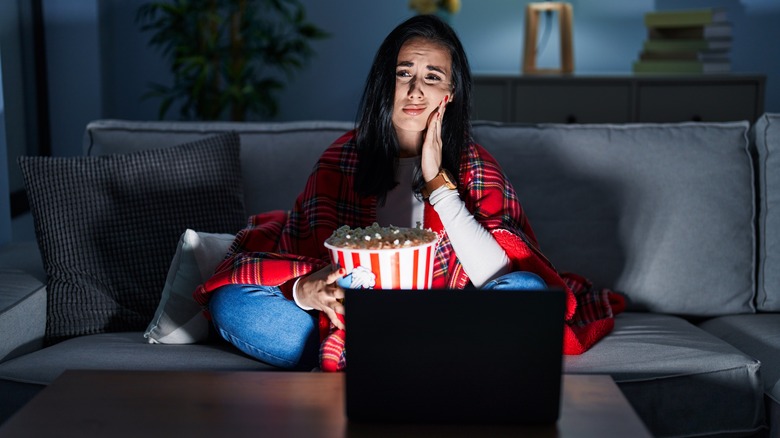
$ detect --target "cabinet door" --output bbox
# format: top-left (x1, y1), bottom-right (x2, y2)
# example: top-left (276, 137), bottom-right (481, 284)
top-left (637, 83), bottom-right (760, 123)
top-left (473, 79), bottom-right (511, 122)
top-left (512, 84), bottom-right (631, 123)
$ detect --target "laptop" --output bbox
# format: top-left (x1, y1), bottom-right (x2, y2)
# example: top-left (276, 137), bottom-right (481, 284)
top-left (344, 288), bottom-right (566, 425)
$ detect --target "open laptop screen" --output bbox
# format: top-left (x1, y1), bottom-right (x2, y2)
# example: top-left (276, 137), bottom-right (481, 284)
top-left (344, 288), bottom-right (566, 424)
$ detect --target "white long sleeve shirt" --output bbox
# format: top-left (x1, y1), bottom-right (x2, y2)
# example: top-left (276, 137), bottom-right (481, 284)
top-left (377, 157), bottom-right (510, 287)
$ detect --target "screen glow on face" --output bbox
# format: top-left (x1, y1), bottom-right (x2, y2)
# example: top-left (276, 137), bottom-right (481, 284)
top-left (392, 38), bottom-right (453, 135)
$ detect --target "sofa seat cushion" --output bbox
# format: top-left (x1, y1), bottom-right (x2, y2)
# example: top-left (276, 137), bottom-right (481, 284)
top-left (699, 314), bottom-right (780, 438)
top-left (698, 314), bottom-right (780, 402)
top-left (565, 312), bottom-right (764, 437)
top-left (0, 332), bottom-right (277, 386)
top-left (0, 270), bottom-right (46, 362)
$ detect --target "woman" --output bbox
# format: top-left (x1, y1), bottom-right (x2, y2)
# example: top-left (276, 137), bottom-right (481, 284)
top-left (195, 15), bottom-right (621, 372)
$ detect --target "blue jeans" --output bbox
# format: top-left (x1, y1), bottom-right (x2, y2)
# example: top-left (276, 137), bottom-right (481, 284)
top-left (209, 271), bottom-right (546, 369)
top-left (209, 284), bottom-right (321, 370)
top-left (481, 270), bottom-right (547, 291)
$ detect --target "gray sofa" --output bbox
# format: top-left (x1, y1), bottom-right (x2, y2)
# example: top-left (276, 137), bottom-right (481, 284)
top-left (1, 115), bottom-right (779, 437)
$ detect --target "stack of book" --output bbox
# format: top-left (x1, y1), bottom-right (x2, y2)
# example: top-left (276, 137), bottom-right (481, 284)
top-left (633, 8), bottom-right (732, 74)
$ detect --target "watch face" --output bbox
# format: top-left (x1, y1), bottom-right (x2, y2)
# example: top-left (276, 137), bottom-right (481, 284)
top-left (422, 169), bottom-right (457, 199)
top-left (442, 170), bottom-right (456, 188)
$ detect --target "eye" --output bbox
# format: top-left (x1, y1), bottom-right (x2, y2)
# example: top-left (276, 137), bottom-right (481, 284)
top-left (424, 74), bottom-right (442, 83)
top-left (396, 70), bottom-right (412, 82)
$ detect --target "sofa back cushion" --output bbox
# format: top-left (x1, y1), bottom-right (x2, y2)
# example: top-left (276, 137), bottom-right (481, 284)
top-left (752, 113), bottom-right (780, 311)
top-left (84, 120), bottom-right (355, 216)
top-left (84, 119), bottom-right (756, 317)
top-left (473, 121), bottom-right (755, 316)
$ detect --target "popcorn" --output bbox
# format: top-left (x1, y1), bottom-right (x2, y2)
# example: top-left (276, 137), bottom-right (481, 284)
top-left (324, 223), bottom-right (438, 290)
top-left (325, 223), bottom-right (437, 250)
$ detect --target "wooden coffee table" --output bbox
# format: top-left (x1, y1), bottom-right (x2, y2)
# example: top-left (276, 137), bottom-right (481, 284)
top-left (0, 370), bottom-right (651, 437)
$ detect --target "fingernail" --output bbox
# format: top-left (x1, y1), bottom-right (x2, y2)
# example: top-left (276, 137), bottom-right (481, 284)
top-left (444, 95), bottom-right (449, 103)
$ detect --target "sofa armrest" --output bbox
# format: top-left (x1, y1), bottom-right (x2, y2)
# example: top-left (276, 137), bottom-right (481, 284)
top-left (0, 269), bottom-right (46, 363)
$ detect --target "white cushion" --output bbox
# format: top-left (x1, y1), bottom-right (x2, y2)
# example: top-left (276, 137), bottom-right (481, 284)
top-left (144, 230), bottom-right (234, 344)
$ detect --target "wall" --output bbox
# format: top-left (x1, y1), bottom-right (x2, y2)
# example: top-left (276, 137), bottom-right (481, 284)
top-left (94, 1), bottom-right (780, 134)
top-left (99, 0), bottom-right (659, 124)
top-left (9, 0), bottom-right (780, 163)
top-left (0, 0), bottom-right (23, 245)
top-left (43, 0), bottom-right (102, 158)
top-left (281, 0), bottom-right (657, 122)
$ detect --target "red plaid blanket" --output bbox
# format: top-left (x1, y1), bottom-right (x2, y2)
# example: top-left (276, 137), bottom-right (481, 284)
top-left (195, 131), bottom-right (624, 355)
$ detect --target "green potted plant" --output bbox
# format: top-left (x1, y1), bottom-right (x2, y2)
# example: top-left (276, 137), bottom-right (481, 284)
top-left (137, 0), bottom-right (328, 121)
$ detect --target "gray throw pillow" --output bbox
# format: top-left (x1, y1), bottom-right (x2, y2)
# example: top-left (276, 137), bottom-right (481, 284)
top-left (19, 133), bottom-right (246, 344)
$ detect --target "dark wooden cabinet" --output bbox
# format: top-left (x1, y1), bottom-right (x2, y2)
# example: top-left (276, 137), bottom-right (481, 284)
top-left (473, 74), bottom-right (765, 123)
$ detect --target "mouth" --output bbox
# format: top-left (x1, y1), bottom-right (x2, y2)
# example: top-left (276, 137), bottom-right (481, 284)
top-left (402, 105), bottom-right (427, 116)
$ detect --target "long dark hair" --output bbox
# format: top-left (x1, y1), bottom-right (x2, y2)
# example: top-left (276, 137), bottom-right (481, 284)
top-left (354, 15), bottom-right (473, 201)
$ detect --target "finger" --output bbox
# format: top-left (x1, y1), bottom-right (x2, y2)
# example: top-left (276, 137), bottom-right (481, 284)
top-left (426, 106), bottom-right (440, 131)
top-left (437, 96), bottom-right (447, 134)
top-left (440, 96), bottom-right (448, 121)
top-left (436, 109), bottom-right (443, 142)
top-left (426, 101), bottom-right (444, 146)
top-left (333, 300), bottom-right (346, 316)
top-left (325, 267), bottom-right (346, 285)
top-left (323, 306), bottom-right (346, 330)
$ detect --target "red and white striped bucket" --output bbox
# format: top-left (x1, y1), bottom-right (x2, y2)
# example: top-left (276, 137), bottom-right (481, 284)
top-left (324, 240), bottom-right (437, 290)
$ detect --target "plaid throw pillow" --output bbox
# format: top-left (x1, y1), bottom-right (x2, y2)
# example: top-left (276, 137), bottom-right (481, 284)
top-left (19, 133), bottom-right (246, 344)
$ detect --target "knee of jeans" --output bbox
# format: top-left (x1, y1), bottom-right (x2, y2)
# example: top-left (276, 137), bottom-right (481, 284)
top-left (209, 284), bottom-right (277, 321)
top-left (209, 284), bottom-right (241, 318)
top-left (514, 271), bottom-right (547, 290)
top-left (489, 271), bottom-right (547, 290)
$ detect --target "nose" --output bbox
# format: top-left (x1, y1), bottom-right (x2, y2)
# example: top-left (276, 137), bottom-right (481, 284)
top-left (406, 77), bottom-right (424, 99)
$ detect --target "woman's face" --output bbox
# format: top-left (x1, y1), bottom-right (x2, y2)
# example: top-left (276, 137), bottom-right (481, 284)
top-left (392, 38), bottom-right (453, 136)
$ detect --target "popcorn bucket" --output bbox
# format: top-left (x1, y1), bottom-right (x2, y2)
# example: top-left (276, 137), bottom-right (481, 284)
top-left (324, 239), bottom-right (438, 290)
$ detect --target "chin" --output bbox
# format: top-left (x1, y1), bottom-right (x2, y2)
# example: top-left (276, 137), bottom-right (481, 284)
top-left (395, 118), bottom-right (428, 133)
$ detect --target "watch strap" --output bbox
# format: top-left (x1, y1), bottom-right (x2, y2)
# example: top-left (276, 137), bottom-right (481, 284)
top-left (421, 169), bottom-right (456, 199)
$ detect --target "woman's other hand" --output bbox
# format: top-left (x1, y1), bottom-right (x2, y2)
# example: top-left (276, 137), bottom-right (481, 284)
top-left (296, 266), bottom-right (346, 329)
top-left (421, 95), bottom-right (448, 182)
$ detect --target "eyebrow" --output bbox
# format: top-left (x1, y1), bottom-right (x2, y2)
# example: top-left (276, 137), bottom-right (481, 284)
top-left (396, 61), bottom-right (447, 75)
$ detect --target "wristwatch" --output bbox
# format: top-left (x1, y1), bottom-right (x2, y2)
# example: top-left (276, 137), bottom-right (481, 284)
top-left (421, 169), bottom-right (456, 200)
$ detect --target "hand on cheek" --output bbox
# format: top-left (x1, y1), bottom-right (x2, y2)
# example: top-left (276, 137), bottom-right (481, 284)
top-left (421, 94), bottom-right (448, 182)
